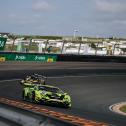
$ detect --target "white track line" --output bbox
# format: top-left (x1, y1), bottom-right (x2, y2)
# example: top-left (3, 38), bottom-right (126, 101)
top-left (0, 74), bottom-right (126, 82)
top-left (48, 74), bottom-right (126, 79)
top-left (0, 79), bottom-right (21, 83)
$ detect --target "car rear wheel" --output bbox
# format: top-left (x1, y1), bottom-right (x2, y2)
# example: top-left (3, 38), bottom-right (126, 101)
top-left (32, 91), bottom-right (36, 103)
top-left (64, 103), bottom-right (71, 108)
top-left (22, 90), bottom-right (25, 100)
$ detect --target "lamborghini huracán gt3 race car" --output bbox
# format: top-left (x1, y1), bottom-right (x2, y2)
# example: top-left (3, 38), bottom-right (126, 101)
top-left (22, 84), bottom-right (71, 108)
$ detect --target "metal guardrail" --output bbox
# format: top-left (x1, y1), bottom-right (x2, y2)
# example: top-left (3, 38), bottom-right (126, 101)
top-left (0, 116), bottom-right (21, 126)
top-left (0, 97), bottom-right (109, 126)
top-left (0, 99), bottom-right (76, 126)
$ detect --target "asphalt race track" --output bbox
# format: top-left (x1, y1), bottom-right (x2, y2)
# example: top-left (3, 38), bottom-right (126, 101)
top-left (0, 62), bottom-right (126, 126)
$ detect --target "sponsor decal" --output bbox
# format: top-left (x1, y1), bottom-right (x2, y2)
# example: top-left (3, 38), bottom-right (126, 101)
top-left (15, 55), bottom-right (26, 60)
top-left (35, 56), bottom-right (46, 61)
top-left (0, 41), bottom-right (5, 48)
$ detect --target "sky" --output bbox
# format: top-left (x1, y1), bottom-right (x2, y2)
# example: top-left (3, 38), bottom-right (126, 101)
top-left (0, 0), bottom-right (126, 37)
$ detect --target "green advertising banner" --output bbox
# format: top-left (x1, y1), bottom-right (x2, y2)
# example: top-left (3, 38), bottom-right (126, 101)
top-left (0, 53), bottom-right (57, 62)
top-left (0, 37), bottom-right (7, 51)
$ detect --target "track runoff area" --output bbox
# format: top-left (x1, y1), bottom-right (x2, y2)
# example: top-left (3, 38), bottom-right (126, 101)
top-left (0, 62), bottom-right (126, 126)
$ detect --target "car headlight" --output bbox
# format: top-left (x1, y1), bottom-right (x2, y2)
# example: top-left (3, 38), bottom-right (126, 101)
top-left (64, 95), bottom-right (71, 102)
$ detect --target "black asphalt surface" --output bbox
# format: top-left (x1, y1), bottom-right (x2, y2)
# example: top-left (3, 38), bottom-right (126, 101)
top-left (0, 62), bottom-right (126, 126)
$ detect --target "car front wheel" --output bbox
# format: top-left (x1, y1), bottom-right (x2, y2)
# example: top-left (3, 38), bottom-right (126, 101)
top-left (22, 90), bottom-right (25, 100)
top-left (31, 91), bottom-right (36, 103)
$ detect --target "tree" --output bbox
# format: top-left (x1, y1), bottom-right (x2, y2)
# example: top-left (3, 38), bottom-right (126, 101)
top-left (8, 34), bottom-right (17, 51)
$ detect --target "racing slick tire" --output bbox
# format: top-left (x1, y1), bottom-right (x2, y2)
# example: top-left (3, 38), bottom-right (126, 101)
top-left (64, 103), bottom-right (71, 108)
top-left (22, 90), bottom-right (25, 100)
top-left (31, 91), bottom-right (36, 103)
top-left (22, 90), bottom-right (29, 101)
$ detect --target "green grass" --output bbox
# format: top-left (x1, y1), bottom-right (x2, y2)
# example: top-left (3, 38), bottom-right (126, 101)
top-left (120, 105), bottom-right (126, 113)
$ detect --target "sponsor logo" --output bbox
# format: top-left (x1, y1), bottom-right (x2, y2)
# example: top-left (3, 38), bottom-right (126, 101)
top-left (47, 58), bottom-right (54, 62)
top-left (0, 40), bottom-right (5, 48)
top-left (0, 57), bottom-right (6, 62)
top-left (35, 56), bottom-right (46, 61)
top-left (15, 55), bottom-right (26, 60)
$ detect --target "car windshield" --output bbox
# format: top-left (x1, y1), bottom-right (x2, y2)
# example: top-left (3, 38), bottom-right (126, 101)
top-left (39, 86), bottom-right (64, 94)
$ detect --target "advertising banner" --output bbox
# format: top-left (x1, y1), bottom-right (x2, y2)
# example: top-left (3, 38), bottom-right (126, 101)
top-left (0, 53), bottom-right (57, 62)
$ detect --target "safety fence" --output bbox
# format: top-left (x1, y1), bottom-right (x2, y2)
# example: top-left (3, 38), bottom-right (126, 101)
top-left (0, 52), bottom-right (126, 63)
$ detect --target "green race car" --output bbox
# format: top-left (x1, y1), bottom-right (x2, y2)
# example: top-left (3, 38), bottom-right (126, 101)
top-left (22, 84), bottom-right (71, 108)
